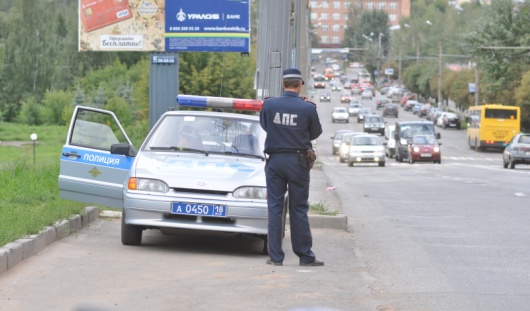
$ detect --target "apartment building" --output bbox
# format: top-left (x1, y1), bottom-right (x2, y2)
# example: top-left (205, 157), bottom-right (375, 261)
top-left (309, 0), bottom-right (411, 48)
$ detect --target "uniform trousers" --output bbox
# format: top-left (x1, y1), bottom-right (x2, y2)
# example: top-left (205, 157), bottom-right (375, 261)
top-left (265, 152), bottom-right (316, 264)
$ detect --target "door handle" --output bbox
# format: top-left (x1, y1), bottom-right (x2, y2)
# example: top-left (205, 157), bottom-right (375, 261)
top-left (62, 152), bottom-right (81, 158)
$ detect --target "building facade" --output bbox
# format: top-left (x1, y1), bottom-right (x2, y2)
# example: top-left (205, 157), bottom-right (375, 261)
top-left (309, 0), bottom-right (411, 48)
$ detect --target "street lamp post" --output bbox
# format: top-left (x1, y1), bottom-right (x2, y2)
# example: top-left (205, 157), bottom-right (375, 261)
top-left (30, 133), bottom-right (38, 167)
top-left (426, 20), bottom-right (443, 107)
top-left (378, 33), bottom-right (384, 88)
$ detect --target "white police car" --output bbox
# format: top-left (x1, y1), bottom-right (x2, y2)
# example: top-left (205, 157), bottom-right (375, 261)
top-left (59, 95), bottom-right (271, 252)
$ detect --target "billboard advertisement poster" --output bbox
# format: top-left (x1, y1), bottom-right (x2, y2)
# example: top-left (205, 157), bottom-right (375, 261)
top-left (165, 0), bottom-right (250, 53)
top-left (79, 0), bottom-right (165, 52)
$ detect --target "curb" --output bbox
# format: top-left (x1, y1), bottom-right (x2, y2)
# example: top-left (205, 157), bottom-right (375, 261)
top-left (0, 206), bottom-right (100, 277)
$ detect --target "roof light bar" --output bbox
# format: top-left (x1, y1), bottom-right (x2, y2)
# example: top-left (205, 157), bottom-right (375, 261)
top-left (177, 95), bottom-right (263, 111)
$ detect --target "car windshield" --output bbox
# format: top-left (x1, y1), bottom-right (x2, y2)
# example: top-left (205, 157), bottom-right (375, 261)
top-left (518, 135), bottom-right (530, 143)
top-left (400, 124), bottom-right (435, 138)
top-left (413, 135), bottom-right (436, 145)
top-left (143, 114), bottom-right (265, 157)
top-left (353, 136), bottom-right (380, 146)
top-left (366, 116), bottom-right (382, 123)
top-left (334, 108), bottom-right (347, 113)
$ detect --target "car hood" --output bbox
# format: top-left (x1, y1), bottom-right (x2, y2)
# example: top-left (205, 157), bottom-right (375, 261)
top-left (132, 152), bottom-right (266, 191)
top-left (350, 146), bottom-right (384, 152)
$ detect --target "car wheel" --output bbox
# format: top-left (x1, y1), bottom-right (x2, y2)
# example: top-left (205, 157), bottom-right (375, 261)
top-left (438, 159), bottom-right (442, 164)
top-left (509, 158), bottom-right (515, 169)
top-left (348, 161), bottom-right (353, 167)
top-left (379, 161), bottom-right (385, 167)
top-left (332, 149), bottom-right (337, 155)
top-left (398, 154), bottom-right (404, 163)
top-left (339, 157), bottom-right (345, 163)
top-left (332, 119), bottom-right (335, 123)
top-left (346, 120), bottom-right (349, 123)
top-left (121, 211), bottom-right (143, 246)
top-left (503, 158), bottom-right (509, 169)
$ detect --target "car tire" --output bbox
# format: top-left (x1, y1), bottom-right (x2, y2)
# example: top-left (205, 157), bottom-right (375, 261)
top-left (379, 161), bottom-right (385, 167)
top-left (398, 154), bottom-right (404, 163)
top-left (509, 158), bottom-right (515, 169)
top-left (348, 161), bottom-right (353, 167)
top-left (121, 211), bottom-right (143, 246)
top-left (503, 159), bottom-right (509, 169)
top-left (339, 157), bottom-right (345, 163)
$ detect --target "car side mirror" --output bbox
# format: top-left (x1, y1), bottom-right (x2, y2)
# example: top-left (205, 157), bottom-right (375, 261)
top-left (111, 143), bottom-right (137, 157)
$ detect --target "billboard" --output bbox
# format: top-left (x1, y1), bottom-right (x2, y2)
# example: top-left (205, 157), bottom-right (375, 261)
top-left (78, 0), bottom-right (250, 53)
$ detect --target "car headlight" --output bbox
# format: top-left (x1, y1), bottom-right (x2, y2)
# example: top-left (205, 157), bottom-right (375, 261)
top-left (413, 147), bottom-right (420, 152)
top-left (433, 146), bottom-right (440, 152)
top-left (400, 138), bottom-right (408, 145)
top-left (128, 178), bottom-right (169, 193)
top-left (233, 187), bottom-right (267, 199)
top-left (364, 124), bottom-right (369, 128)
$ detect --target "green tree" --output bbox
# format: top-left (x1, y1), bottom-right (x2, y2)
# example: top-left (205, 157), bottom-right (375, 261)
top-left (42, 90), bottom-right (72, 125)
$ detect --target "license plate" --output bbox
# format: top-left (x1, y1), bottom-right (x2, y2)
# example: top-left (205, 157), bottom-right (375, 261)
top-left (171, 202), bottom-right (227, 217)
top-left (420, 153), bottom-right (432, 157)
top-left (449, 124), bottom-right (456, 127)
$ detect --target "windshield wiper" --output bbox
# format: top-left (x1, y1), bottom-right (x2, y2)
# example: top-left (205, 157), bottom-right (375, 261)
top-left (150, 146), bottom-right (209, 156)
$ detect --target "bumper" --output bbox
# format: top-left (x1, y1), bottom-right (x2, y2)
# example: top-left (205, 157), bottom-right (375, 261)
top-left (410, 153), bottom-right (441, 162)
top-left (348, 156), bottom-right (385, 163)
top-left (123, 192), bottom-right (268, 235)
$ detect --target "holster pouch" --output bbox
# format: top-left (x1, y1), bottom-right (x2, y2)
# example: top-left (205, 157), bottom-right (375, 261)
top-left (306, 149), bottom-right (317, 170)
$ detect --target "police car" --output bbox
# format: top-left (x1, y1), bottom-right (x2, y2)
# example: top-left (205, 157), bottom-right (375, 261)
top-left (59, 95), bottom-right (274, 253)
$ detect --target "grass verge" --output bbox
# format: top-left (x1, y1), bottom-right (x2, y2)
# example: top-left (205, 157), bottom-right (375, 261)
top-left (0, 160), bottom-right (87, 246)
top-left (309, 201), bottom-right (338, 216)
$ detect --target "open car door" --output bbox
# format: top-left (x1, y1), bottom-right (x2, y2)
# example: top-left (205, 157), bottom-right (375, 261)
top-left (58, 106), bottom-right (136, 208)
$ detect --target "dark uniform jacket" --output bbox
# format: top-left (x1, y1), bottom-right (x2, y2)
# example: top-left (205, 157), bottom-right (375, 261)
top-left (260, 91), bottom-right (322, 154)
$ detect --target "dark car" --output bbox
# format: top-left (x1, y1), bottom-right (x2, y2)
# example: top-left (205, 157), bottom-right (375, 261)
top-left (382, 103), bottom-right (399, 118)
top-left (394, 120), bottom-right (441, 163)
top-left (503, 133), bottom-right (530, 169)
top-left (331, 129), bottom-right (355, 155)
top-left (419, 105), bottom-right (431, 117)
top-left (320, 92), bottom-right (331, 102)
top-left (363, 115), bottom-right (386, 135)
top-left (436, 112), bottom-right (461, 129)
top-left (357, 107), bottom-right (374, 123)
top-left (407, 134), bottom-right (442, 164)
top-left (376, 98), bottom-right (390, 110)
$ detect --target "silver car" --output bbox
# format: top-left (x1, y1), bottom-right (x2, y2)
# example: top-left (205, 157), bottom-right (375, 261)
top-left (59, 96), bottom-right (270, 251)
top-left (347, 134), bottom-right (386, 167)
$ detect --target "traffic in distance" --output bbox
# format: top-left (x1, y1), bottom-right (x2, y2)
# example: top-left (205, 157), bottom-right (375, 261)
top-left (311, 59), bottom-right (529, 169)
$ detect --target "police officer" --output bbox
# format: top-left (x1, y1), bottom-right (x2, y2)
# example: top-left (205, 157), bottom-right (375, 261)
top-left (260, 68), bottom-right (324, 266)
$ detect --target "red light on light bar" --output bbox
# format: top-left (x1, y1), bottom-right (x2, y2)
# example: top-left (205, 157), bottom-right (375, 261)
top-left (233, 99), bottom-right (263, 111)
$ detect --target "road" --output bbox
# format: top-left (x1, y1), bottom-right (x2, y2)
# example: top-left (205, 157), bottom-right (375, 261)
top-left (313, 78), bottom-right (530, 310)
top-left (1, 71), bottom-right (530, 311)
